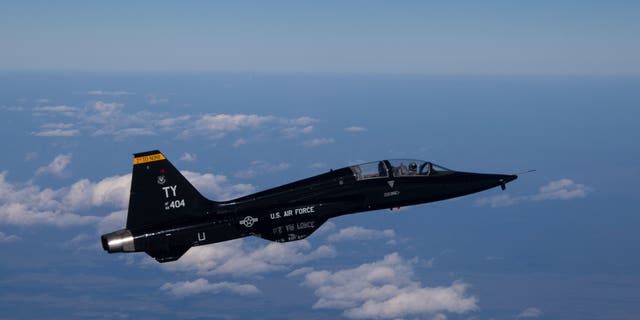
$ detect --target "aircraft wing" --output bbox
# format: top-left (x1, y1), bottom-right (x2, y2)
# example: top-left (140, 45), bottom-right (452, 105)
top-left (253, 217), bottom-right (328, 243)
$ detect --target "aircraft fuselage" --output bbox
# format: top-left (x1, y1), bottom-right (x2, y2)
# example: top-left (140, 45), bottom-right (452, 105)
top-left (102, 152), bottom-right (517, 262)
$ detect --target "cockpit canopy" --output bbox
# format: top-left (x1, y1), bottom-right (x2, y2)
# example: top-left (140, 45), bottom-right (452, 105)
top-left (350, 159), bottom-right (451, 180)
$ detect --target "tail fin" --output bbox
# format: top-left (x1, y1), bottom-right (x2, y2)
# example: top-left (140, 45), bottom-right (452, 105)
top-left (126, 150), bottom-right (214, 230)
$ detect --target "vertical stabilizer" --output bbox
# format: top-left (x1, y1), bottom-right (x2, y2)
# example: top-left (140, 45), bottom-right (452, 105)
top-left (126, 150), bottom-right (212, 230)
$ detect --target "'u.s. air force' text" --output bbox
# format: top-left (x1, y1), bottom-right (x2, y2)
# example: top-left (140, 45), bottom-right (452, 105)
top-left (269, 206), bottom-right (315, 220)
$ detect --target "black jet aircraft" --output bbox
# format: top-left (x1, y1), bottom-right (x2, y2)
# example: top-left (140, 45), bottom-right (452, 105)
top-left (102, 150), bottom-right (517, 262)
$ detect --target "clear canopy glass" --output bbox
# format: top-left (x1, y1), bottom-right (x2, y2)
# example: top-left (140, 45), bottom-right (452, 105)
top-left (350, 159), bottom-right (451, 180)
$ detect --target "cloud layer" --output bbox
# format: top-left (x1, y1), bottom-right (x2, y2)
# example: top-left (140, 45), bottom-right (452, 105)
top-left (159, 239), bottom-right (336, 277)
top-left (87, 90), bottom-right (131, 97)
top-left (0, 171), bottom-right (101, 227)
top-left (475, 178), bottom-right (591, 207)
top-left (0, 231), bottom-right (21, 242)
top-left (31, 103), bottom-right (322, 147)
top-left (296, 253), bottom-right (477, 319)
top-left (345, 126), bottom-right (367, 133)
top-left (36, 154), bottom-right (72, 176)
top-left (303, 138), bottom-right (335, 147)
top-left (0, 168), bottom-right (254, 228)
top-left (161, 278), bottom-right (259, 297)
top-left (517, 306), bottom-right (542, 318)
top-left (327, 226), bottom-right (395, 242)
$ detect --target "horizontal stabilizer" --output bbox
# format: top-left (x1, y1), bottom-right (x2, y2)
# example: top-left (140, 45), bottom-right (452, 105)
top-left (146, 246), bottom-right (191, 263)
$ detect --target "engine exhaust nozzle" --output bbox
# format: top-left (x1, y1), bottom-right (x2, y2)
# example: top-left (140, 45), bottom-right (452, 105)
top-left (101, 229), bottom-right (135, 253)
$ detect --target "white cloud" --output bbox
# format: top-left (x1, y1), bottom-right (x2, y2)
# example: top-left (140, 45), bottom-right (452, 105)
top-left (120, 128), bottom-right (156, 137)
top-left (64, 174), bottom-right (132, 210)
top-left (191, 114), bottom-right (273, 133)
top-left (328, 226), bottom-right (395, 242)
top-left (160, 278), bottom-right (259, 297)
top-left (93, 101), bottom-right (124, 117)
top-left (475, 178), bottom-right (591, 208)
top-left (179, 114), bottom-right (321, 141)
top-left (0, 167), bottom-right (253, 229)
top-left (0, 231), bottom-right (21, 242)
top-left (289, 116), bottom-right (317, 126)
top-left (532, 179), bottom-right (591, 201)
top-left (297, 253), bottom-right (477, 319)
top-left (345, 126), bottom-right (367, 133)
top-left (64, 233), bottom-right (98, 250)
top-left (31, 106), bottom-right (321, 145)
top-left (180, 152), bottom-right (197, 162)
top-left (74, 102), bottom-right (168, 138)
top-left (282, 125), bottom-right (314, 138)
top-left (34, 105), bottom-right (78, 113)
top-left (303, 138), bottom-right (335, 147)
top-left (0, 172), bottom-right (64, 209)
top-left (234, 160), bottom-right (290, 179)
top-left (32, 129), bottom-right (80, 137)
top-left (232, 138), bottom-right (247, 148)
top-left (33, 105), bottom-right (79, 117)
top-left (33, 123), bottom-right (78, 138)
top-left (96, 210), bottom-right (127, 235)
top-left (314, 220), bottom-right (337, 236)
top-left (159, 238), bottom-right (335, 277)
top-left (36, 154), bottom-right (72, 177)
top-left (432, 313), bottom-right (447, 320)
top-left (182, 171), bottom-right (255, 201)
top-left (0, 163), bottom-right (255, 231)
top-left (41, 123), bottom-right (74, 129)
top-left (87, 90), bottom-right (131, 97)
top-left (0, 202), bottom-right (100, 227)
top-left (474, 194), bottom-right (523, 208)
top-left (1, 105), bottom-right (24, 111)
top-left (158, 115), bottom-right (191, 128)
top-left (92, 127), bottom-right (156, 139)
top-left (0, 171), bottom-right (132, 228)
top-left (178, 115), bottom-right (261, 138)
top-left (516, 307), bottom-right (542, 318)
top-left (287, 267), bottom-right (315, 278)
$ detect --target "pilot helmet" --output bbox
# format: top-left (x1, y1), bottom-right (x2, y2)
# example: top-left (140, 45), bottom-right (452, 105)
top-left (409, 162), bottom-right (417, 171)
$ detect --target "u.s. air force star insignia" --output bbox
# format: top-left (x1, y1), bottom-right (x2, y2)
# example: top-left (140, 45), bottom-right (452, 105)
top-left (239, 216), bottom-right (258, 228)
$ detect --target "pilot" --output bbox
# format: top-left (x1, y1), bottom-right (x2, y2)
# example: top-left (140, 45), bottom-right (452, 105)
top-left (395, 162), bottom-right (408, 176)
top-left (424, 163), bottom-right (432, 176)
top-left (408, 162), bottom-right (418, 175)
top-left (378, 161), bottom-right (387, 177)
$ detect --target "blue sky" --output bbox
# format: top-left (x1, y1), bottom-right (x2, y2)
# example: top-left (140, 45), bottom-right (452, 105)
top-left (1, 2), bottom-right (640, 320)
top-left (2, 1), bottom-right (640, 74)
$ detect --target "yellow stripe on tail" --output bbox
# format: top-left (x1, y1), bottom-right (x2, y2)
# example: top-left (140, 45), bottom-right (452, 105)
top-left (133, 153), bottom-right (166, 165)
